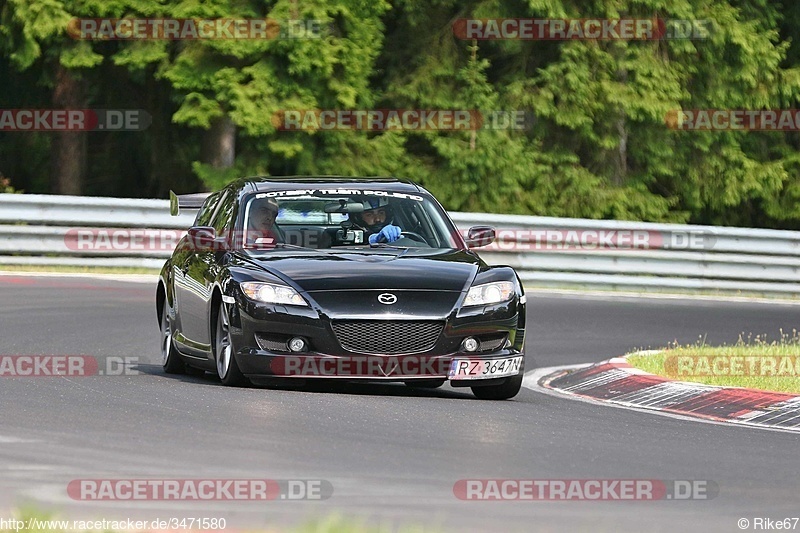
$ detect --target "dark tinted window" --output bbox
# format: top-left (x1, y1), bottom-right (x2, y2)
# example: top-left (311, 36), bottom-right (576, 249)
top-left (241, 191), bottom-right (460, 251)
top-left (194, 192), bottom-right (220, 227)
top-left (211, 190), bottom-right (236, 234)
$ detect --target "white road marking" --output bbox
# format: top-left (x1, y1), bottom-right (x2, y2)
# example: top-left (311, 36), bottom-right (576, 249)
top-left (0, 271), bottom-right (157, 284)
top-left (0, 435), bottom-right (40, 444)
top-left (523, 287), bottom-right (800, 306)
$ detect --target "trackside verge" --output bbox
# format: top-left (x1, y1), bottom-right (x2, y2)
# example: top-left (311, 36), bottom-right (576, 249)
top-left (538, 355), bottom-right (800, 432)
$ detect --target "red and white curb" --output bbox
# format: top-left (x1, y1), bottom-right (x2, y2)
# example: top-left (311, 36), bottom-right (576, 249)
top-left (524, 354), bottom-right (800, 433)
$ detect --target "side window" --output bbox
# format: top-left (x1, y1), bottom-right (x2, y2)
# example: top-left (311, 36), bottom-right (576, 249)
top-left (211, 190), bottom-right (236, 235)
top-left (194, 192), bottom-right (220, 227)
top-left (407, 200), bottom-right (441, 247)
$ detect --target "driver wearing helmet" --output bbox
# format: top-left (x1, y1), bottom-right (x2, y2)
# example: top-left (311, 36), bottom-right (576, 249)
top-left (353, 197), bottom-right (403, 244)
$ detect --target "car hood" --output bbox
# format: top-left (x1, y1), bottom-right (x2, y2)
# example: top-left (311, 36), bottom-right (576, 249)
top-left (245, 249), bottom-right (481, 292)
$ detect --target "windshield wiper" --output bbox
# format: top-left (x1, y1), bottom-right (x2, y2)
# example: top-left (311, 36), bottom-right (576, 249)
top-left (273, 243), bottom-right (313, 250)
top-left (369, 243), bottom-right (410, 250)
top-left (369, 243), bottom-right (413, 260)
top-left (277, 243), bottom-right (341, 254)
top-left (246, 243), bottom-right (331, 253)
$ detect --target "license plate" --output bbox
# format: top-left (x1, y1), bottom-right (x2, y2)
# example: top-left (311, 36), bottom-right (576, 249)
top-left (448, 356), bottom-right (523, 380)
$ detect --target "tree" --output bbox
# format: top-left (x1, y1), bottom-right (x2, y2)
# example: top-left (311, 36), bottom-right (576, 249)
top-left (113, 0), bottom-right (390, 190)
top-left (1, 0), bottom-right (104, 194)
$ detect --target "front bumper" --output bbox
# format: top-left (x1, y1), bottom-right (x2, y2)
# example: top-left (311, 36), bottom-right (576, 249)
top-left (226, 292), bottom-right (526, 383)
top-left (235, 350), bottom-right (525, 383)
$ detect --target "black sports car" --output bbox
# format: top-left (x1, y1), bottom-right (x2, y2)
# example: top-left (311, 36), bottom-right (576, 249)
top-left (157, 177), bottom-right (526, 400)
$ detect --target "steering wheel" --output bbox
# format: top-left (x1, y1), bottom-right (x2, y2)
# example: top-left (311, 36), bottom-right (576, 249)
top-left (399, 231), bottom-right (429, 245)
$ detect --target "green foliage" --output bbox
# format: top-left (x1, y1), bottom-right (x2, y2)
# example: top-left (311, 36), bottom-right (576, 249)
top-left (3, 0), bottom-right (800, 228)
top-left (0, 174), bottom-right (21, 193)
top-left (0, 0), bottom-right (106, 70)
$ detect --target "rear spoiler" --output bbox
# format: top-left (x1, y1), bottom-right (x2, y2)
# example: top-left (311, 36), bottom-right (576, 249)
top-left (169, 190), bottom-right (212, 216)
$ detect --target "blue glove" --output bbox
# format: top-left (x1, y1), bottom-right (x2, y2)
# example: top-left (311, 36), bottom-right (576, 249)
top-left (369, 225), bottom-right (402, 244)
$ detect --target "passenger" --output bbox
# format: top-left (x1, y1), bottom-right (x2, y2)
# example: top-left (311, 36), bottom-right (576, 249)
top-left (247, 198), bottom-right (283, 247)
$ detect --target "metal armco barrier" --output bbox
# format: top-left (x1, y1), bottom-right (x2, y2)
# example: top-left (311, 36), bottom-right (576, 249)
top-left (1, 194), bottom-right (798, 296)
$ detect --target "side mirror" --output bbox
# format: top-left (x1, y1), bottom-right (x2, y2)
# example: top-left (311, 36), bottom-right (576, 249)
top-left (465, 226), bottom-right (496, 248)
top-left (186, 226), bottom-right (217, 251)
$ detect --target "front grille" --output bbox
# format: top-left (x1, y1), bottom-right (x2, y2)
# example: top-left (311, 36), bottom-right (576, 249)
top-left (332, 320), bottom-right (443, 354)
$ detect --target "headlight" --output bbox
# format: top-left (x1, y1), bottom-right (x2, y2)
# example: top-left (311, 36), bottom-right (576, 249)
top-left (240, 282), bottom-right (308, 306)
top-left (463, 281), bottom-right (515, 307)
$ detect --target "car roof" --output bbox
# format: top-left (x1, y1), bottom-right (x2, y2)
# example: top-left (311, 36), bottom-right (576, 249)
top-left (229, 176), bottom-right (425, 196)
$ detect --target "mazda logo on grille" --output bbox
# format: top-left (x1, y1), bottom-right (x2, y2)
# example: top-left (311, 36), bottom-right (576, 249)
top-left (377, 293), bottom-right (397, 305)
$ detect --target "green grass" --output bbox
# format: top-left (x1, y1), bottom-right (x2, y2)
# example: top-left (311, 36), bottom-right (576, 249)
top-left (0, 265), bottom-right (158, 275)
top-left (627, 330), bottom-right (800, 394)
top-left (294, 515), bottom-right (439, 533)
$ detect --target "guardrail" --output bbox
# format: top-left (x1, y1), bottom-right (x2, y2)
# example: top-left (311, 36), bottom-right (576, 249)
top-left (1, 193), bottom-right (798, 296)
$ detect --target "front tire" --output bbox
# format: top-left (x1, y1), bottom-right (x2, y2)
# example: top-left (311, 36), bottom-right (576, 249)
top-left (160, 301), bottom-right (185, 374)
top-left (213, 302), bottom-right (248, 387)
top-left (471, 374), bottom-right (523, 400)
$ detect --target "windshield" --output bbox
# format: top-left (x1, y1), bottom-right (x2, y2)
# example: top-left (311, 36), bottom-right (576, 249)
top-left (239, 190), bottom-right (462, 252)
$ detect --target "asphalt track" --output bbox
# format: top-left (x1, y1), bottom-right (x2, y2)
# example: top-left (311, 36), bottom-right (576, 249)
top-left (0, 274), bottom-right (799, 532)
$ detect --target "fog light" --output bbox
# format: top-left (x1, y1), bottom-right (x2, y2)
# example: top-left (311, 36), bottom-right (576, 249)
top-left (288, 337), bottom-right (307, 352)
top-left (461, 337), bottom-right (479, 352)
